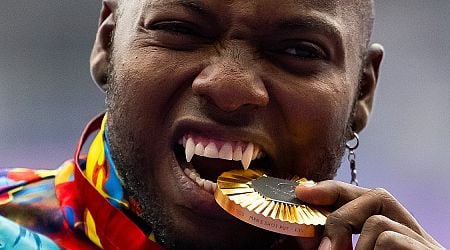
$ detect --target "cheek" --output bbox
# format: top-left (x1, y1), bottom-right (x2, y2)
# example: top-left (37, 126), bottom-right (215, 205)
top-left (108, 47), bottom-right (203, 127)
top-left (272, 77), bottom-right (353, 148)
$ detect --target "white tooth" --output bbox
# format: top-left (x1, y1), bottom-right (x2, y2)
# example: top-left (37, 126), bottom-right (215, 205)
top-left (252, 146), bottom-right (260, 160)
top-left (212, 183), bottom-right (217, 193)
top-left (190, 168), bottom-right (200, 177)
top-left (189, 172), bottom-right (198, 181)
top-left (218, 142), bottom-right (233, 160)
top-left (182, 136), bottom-right (187, 147)
top-left (241, 143), bottom-right (254, 170)
top-left (196, 177), bottom-right (205, 187)
top-left (184, 168), bottom-right (192, 176)
top-left (194, 143), bottom-right (205, 156)
top-left (233, 144), bottom-right (243, 161)
top-left (185, 137), bottom-right (195, 162)
top-left (204, 180), bottom-right (213, 193)
top-left (204, 142), bottom-right (219, 158)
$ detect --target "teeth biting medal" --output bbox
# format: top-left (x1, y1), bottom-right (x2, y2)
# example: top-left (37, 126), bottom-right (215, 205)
top-left (179, 133), bottom-right (328, 236)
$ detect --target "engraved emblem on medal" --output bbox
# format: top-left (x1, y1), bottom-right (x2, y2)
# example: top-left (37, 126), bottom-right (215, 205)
top-left (215, 169), bottom-right (329, 237)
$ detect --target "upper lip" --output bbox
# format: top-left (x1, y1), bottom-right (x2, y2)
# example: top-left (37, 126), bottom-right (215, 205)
top-left (171, 116), bottom-right (276, 164)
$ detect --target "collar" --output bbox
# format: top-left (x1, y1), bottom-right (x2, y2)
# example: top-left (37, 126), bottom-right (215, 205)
top-left (72, 113), bottom-right (163, 250)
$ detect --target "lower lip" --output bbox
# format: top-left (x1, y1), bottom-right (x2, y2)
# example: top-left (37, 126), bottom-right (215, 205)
top-left (174, 152), bottom-right (233, 220)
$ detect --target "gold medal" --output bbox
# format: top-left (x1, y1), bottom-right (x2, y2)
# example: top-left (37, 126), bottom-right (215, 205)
top-left (214, 169), bottom-right (329, 237)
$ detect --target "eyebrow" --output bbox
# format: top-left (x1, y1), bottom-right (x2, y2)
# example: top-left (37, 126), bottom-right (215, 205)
top-left (278, 16), bottom-right (342, 41)
top-left (175, 0), bottom-right (212, 19)
top-left (152, 0), bottom-right (343, 44)
top-left (176, 1), bottom-right (341, 39)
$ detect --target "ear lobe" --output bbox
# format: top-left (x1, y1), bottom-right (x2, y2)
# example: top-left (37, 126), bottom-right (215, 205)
top-left (351, 43), bottom-right (384, 133)
top-left (90, 2), bottom-right (116, 92)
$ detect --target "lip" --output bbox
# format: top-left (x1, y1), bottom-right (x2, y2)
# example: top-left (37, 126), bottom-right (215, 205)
top-left (169, 116), bottom-right (277, 219)
top-left (173, 149), bottom-right (237, 220)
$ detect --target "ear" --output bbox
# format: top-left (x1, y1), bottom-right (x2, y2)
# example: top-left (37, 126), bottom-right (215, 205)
top-left (351, 43), bottom-right (384, 133)
top-left (90, 1), bottom-right (117, 92)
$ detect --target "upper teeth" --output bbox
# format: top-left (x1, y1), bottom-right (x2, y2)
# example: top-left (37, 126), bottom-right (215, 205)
top-left (179, 134), bottom-right (263, 170)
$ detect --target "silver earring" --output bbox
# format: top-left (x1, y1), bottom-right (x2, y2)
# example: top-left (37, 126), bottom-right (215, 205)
top-left (346, 132), bottom-right (359, 186)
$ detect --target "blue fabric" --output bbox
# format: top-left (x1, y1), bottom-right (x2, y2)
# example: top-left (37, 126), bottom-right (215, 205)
top-left (0, 215), bottom-right (59, 250)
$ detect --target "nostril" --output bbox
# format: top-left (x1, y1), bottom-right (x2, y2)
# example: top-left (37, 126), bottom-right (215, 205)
top-left (194, 82), bottom-right (269, 112)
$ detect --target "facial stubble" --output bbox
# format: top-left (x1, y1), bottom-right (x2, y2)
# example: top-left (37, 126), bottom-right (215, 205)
top-left (104, 57), bottom-right (350, 249)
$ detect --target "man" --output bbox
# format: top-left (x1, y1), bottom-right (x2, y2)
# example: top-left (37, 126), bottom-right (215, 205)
top-left (0, 0), bottom-right (443, 249)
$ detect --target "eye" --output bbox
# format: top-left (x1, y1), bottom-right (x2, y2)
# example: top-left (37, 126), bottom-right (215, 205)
top-left (142, 20), bottom-right (214, 50)
top-left (282, 42), bottom-right (327, 60)
top-left (266, 40), bottom-right (331, 74)
top-left (148, 21), bottom-right (200, 37)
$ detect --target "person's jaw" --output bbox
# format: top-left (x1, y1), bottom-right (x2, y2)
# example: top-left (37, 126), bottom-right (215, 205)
top-left (106, 103), bottom-right (346, 249)
top-left (106, 118), bottom-right (284, 249)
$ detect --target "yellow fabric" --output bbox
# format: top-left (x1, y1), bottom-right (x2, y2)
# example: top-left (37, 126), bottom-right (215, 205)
top-left (54, 160), bottom-right (75, 185)
top-left (84, 114), bottom-right (128, 208)
top-left (85, 209), bottom-right (103, 248)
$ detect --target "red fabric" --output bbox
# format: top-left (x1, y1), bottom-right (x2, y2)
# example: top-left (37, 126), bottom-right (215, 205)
top-left (74, 113), bottom-right (163, 250)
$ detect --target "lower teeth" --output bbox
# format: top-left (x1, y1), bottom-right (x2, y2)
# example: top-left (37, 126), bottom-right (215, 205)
top-left (184, 168), bottom-right (217, 194)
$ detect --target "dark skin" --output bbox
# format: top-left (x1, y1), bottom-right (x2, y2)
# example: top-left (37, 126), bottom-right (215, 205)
top-left (90, 0), bottom-right (443, 249)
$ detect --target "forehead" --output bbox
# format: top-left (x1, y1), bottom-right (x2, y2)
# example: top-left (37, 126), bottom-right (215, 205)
top-left (133, 0), bottom-right (359, 20)
top-left (126, 0), bottom-right (361, 39)
top-left (145, 0), bottom-right (342, 11)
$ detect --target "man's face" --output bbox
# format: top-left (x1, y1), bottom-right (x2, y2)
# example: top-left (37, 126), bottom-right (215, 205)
top-left (105, 0), bottom-right (367, 248)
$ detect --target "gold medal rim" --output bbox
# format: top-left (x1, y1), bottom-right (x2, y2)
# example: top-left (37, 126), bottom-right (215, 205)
top-left (214, 170), bottom-right (326, 237)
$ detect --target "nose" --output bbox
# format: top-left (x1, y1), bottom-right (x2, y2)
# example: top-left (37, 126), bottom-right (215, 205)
top-left (192, 55), bottom-right (269, 112)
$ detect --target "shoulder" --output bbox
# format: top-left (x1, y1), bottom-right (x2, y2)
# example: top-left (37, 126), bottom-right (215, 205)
top-left (0, 161), bottom-right (100, 249)
top-left (0, 215), bottom-right (60, 249)
top-left (0, 166), bottom-right (63, 234)
top-left (0, 167), bottom-right (58, 206)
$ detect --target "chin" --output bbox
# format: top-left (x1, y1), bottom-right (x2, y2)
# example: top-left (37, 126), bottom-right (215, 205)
top-left (151, 210), bottom-right (283, 250)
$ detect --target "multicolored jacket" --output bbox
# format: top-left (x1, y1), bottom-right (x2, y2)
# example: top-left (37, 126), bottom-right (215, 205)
top-left (0, 114), bottom-right (163, 249)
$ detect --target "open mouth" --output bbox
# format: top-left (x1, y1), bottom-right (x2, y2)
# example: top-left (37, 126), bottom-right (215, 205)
top-left (174, 133), bottom-right (273, 195)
